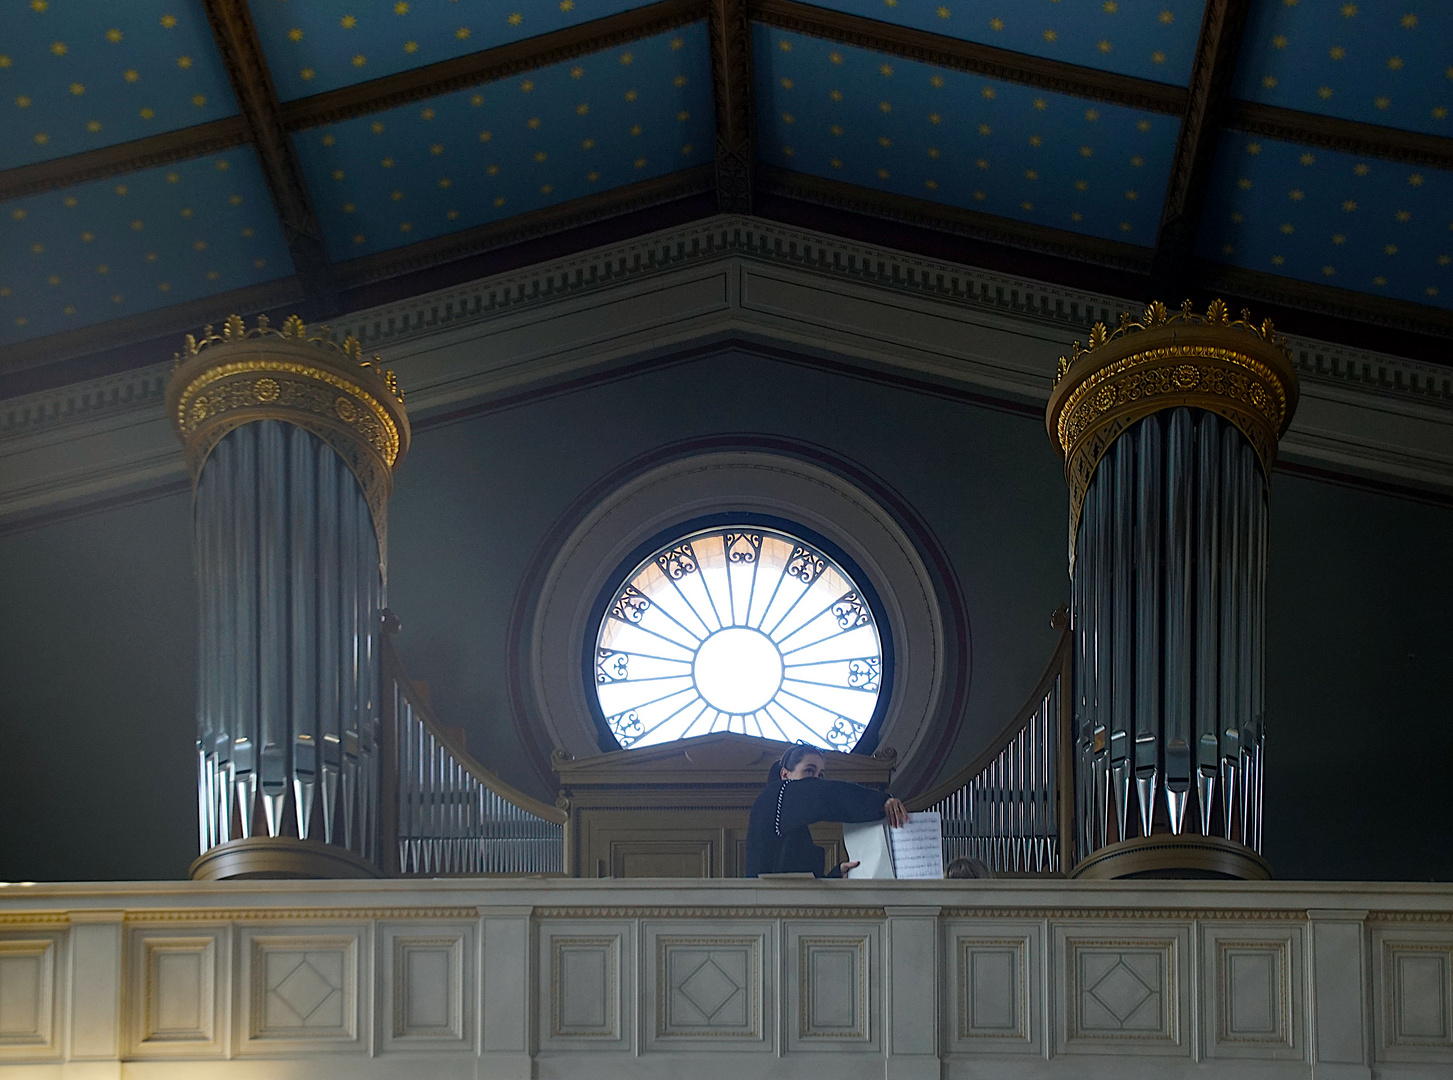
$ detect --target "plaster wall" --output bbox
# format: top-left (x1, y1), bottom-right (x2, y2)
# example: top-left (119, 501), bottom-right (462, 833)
top-left (0, 344), bottom-right (1449, 883)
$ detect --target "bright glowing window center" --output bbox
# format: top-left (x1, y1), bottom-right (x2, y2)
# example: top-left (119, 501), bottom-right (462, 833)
top-left (594, 527), bottom-right (884, 750)
top-left (693, 628), bottom-right (783, 713)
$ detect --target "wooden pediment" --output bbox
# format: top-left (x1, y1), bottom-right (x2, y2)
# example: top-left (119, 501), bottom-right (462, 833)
top-left (553, 732), bottom-right (895, 790)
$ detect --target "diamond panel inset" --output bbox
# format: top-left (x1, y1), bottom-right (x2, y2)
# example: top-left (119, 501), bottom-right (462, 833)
top-left (657, 937), bottom-right (761, 1039)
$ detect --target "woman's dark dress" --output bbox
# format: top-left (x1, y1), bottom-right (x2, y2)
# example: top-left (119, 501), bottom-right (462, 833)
top-left (745, 777), bottom-right (889, 878)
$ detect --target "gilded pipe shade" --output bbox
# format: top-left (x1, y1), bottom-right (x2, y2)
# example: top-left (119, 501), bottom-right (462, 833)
top-left (1045, 299), bottom-right (1298, 574)
top-left (166, 314), bottom-right (409, 562)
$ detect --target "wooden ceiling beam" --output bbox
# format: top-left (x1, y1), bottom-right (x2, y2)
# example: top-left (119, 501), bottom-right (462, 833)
top-left (750, 0), bottom-right (1186, 114)
top-left (0, 118), bottom-right (249, 202)
top-left (757, 165), bottom-right (1152, 273)
top-left (201, 0), bottom-right (338, 317)
top-left (334, 166), bottom-right (714, 288)
top-left (280, 0), bottom-right (707, 131)
top-left (1228, 101), bottom-right (1453, 170)
top-left (709, 0), bottom-right (755, 212)
top-left (1148, 0), bottom-right (1253, 299)
top-left (1196, 260), bottom-right (1453, 340)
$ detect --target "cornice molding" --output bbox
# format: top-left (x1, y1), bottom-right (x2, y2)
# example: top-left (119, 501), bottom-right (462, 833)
top-left (1, 216), bottom-right (1449, 526)
top-left (0, 363), bottom-right (170, 441)
top-left (8, 216), bottom-right (1449, 431)
top-left (329, 217), bottom-right (1453, 408)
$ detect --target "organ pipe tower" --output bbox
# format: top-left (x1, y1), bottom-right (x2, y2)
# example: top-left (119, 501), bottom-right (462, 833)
top-left (167, 315), bottom-right (409, 879)
top-left (1045, 300), bottom-right (1298, 879)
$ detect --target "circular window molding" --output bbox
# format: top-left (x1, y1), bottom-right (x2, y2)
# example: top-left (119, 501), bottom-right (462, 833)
top-left (526, 449), bottom-right (955, 782)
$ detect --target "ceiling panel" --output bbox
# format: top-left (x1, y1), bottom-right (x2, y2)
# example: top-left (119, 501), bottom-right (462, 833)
top-left (294, 23), bottom-right (712, 260)
top-left (0, 148), bottom-right (295, 347)
top-left (251, 0), bottom-right (661, 103)
top-left (1233, 0), bottom-right (1450, 136)
top-left (806, 0), bottom-right (1208, 86)
top-left (0, 0), bottom-right (239, 171)
top-left (754, 25), bottom-right (1180, 248)
top-left (1197, 130), bottom-right (1452, 311)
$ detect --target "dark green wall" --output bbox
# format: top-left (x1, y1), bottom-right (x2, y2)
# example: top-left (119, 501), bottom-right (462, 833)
top-left (1, 345), bottom-right (1448, 881)
top-left (1263, 475), bottom-right (1453, 881)
top-left (0, 491), bottom-right (197, 881)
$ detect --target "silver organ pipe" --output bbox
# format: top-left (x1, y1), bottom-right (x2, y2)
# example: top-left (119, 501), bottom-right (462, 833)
top-left (1069, 412), bottom-right (1270, 856)
top-left (193, 422), bottom-right (383, 861)
top-left (914, 628), bottom-right (1070, 875)
top-left (386, 639), bottom-right (566, 876)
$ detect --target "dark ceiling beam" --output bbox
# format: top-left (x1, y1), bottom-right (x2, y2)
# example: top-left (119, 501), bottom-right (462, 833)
top-left (1197, 260), bottom-right (1453, 341)
top-left (750, 0), bottom-right (1186, 114)
top-left (0, 275), bottom-right (305, 378)
top-left (708, 0), bottom-right (755, 212)
top-left (335, 165), bottom-right (714, 289)
top-left (280, 0), bottom-right (707, 131)
top-left (201, 0), bottom-right (338, 317)
top-left (0, 118), bottom-right (249, 203)
top-left (1148, 0), bottom-right (1253, 298)
top-left (1228, 101), bottom-right (1453, 170)
top-left (756, 165), bottom-right (1152, 274)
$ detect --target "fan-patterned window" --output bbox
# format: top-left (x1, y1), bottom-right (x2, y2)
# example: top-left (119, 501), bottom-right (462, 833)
top-left (594, 527), bottom-right (884, 750)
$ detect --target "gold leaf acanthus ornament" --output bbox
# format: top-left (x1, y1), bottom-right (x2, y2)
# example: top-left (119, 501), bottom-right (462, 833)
top-left (174, 312), bottom-right (404, 403)
top-left (1053, 298), bottom-right (1285, 388)
top-left (1043, 298), bottom-right (1299, 574)
top-left (166, 313), bottom-right (412, 567)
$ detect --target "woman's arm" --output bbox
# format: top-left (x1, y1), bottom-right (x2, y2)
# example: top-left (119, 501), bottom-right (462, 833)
top-left (776, 777), bottom-right (897, 833)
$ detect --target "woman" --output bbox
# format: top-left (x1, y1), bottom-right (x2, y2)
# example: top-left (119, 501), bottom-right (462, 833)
top-left (745, 744), bottom-right (908, 878)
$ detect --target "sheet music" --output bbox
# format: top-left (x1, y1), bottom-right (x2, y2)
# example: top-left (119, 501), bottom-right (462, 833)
top-left (887, 812), bottom-right (944, 879)
top-left (842, 812), bottom-right (944, 879)
top-left (842, 821), bottom-right (894, 879)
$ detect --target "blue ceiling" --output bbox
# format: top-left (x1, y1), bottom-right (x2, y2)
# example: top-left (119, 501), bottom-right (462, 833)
top-left (2, 0), bottom-right (1452, 356)
top-left (296, 23), bottom-right (713, 259)
top-left (0, 148), bottom-right (294, 344)
top-left (1197, 130), bottom-right (1453, 311)
top-left (755, 25), bottom-right (1179, 247)
top-left (1, 0), bottom-right (239, 170)
top-left (812, 0), bottom-right (1207, 86)
top-left (1233, 1), bottom-right (1450, 136)
top-left (250, 0), bottom-right (658, 102)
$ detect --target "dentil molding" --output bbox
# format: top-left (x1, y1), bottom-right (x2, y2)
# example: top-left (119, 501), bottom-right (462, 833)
top-left (1, 215), bottom-right (1450, 525)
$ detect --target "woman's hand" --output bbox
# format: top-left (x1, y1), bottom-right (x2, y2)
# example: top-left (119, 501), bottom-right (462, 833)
top-left (837, 860), bottom-right (860, 877)
top-left (884, 797), bottom-right (909, 827)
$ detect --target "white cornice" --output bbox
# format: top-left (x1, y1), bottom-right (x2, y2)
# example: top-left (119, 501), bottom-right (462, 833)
top-left (1, 214), bottom-right (1449, 525)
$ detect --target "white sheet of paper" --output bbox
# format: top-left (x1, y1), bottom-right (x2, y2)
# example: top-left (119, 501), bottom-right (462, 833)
top-left (842, 812), bottom-right (944, 879)
top-left (842, 820), bottom-right (894, 879)
top-left (887, 812), bottom-right (944, 879)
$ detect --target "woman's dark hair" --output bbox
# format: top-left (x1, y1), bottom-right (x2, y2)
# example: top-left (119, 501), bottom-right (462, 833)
top-left (766, 743), bottom-right (823, 783)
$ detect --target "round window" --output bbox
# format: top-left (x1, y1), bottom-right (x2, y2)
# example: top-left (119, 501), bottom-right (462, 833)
top-left (593, 526), bottom-right (885, 751)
